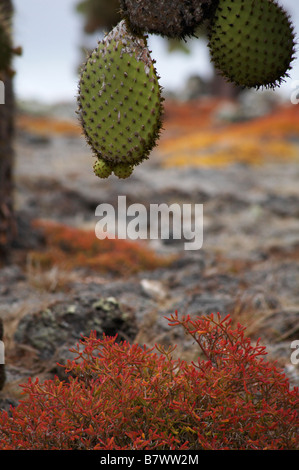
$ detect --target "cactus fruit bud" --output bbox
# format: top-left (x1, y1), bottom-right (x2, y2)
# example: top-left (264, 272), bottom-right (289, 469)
top-left (93, 158), bottom-right (134, 179)
top-left (113, 162), bottom-right (134, 179)
top-left (78, 20), bottom-right (164, 179)
top-left (93, 159), bottom-right (113, 178)
top-left (208, 0), bottom-right (296, 89)
top-left (120, 0), bottom-right (219, 39)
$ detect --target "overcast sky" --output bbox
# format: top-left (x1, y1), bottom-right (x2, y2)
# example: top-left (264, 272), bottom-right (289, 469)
top-left (12, 0), bottom-right (299, 104)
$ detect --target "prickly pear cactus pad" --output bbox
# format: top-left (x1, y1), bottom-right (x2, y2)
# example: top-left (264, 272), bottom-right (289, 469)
top-left (208, 0), bottom-right (296, 89)
top-left (120, 0), bottom-right (219, 39)
top-left (78, 20), bottom-right (164, 179)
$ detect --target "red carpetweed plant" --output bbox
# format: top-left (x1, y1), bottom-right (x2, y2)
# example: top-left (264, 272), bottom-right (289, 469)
top-left (29, 219), bottom-right (173, 276)
top-left (0, 313), bottom-right (298, 450)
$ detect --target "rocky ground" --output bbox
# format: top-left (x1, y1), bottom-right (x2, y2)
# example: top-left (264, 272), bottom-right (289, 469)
top-left (0, 92), bottom-right (299, 410)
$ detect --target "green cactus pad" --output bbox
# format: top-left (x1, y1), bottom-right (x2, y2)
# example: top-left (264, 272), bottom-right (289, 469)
top-left (113, 162), bottom-right (134, 179)
top-left (78, 20), bottom-right (163, 176)
top-left (93, 159), bottom-right (113, 178)
top-left (208, 0), bottom-right (296, 89)
top-left (120, 0), bottom-right (219, 39)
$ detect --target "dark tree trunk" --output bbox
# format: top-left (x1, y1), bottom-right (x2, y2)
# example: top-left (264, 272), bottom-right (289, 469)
top-left (0, 317), bottom-right (5, 390)
top-left (0, 0), bottom-right (15, 266)
top-left (0, 0), bottom-right (15, 391)
top-left (0, 74), bottom-right (15, 265)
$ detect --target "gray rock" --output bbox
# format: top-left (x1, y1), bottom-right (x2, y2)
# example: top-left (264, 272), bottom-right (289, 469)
top-left (14, 296), bottom-right (137, 362)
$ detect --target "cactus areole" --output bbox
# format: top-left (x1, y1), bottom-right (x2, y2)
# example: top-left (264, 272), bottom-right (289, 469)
top-left (208, 0), bottom-right (296, 89)
top-left (77, 20), bottom-right (163, 179)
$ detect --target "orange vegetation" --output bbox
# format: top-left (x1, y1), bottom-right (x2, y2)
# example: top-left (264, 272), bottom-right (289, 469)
top-left (160, 100), bottom-right (299, 168)
top-left (161, 98), bottom-right (222, 135)
top-left (16, 114), bottom-right (82, 137)
top-left (16, 98), bottom-right (299, 168)
top-left (29, 219), bottom-right (172, 276)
